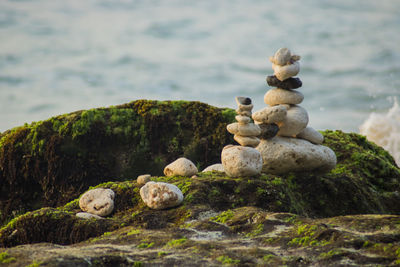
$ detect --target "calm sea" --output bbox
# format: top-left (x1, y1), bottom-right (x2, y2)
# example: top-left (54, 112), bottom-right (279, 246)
top-left (1, 0), bottom-right (399, 136)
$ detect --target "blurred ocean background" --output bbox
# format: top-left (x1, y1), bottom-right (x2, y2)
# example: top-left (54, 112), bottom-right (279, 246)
top-left (0, 0), bottom-right (399, 162)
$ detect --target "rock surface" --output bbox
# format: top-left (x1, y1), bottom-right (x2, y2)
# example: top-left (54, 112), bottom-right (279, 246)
top-left (234, 135), bottom-right (260, 147)
top-left (140, 181), bottom-right (184, 210)
top-left (79, 188), bottom-right (115, 217)
top-left (137, 174), bottom-right (151, 185)
top-left (76, 212), bottom-right (104, 220)
top-left (258, 123), bottom-right (280, 139)
top-left (264, 88), bottom-right (304, 106)
top-left (277, 105), bottom-right (309, 137)
top-left (227, 122), bottom-right (261, 137)
top-left (221, 145), bottom-right (262, 177)
top-left (256, 136), bottom-right (337, 174)
top-left (202, 163), bottom-right (224, 173)
top-left (164, 157), bottom-right (198, 177)
top-left (297, 126), bottom-right (324, 144)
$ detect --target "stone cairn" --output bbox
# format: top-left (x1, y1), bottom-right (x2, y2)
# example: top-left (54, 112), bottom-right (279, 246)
top-left (253, 48), bottom-right (337, 174)
top-left (221, 97), bottom-right (263, 177)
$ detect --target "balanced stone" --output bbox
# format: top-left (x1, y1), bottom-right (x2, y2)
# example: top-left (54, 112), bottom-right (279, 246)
top-left (79, 188), bottom-right (115, 217)
top-left (234, 135), bottom-right (260, 147)
top-left (164, 157), bottom-right (198, 177)
top-left (297, 126), bottom-right (324, 145)
top-left (264, 88), bottom-right (304, 106)
top-left (258, 123), bottom-right (279, 139)
top-left (236, 115), bottom-right (251, 124)
top-left (277, 105), bottom-right (309, 137)
top-left (266, 75), bottom-right (302, 90)
top-left (252, 105), bottom-right (287, 124)
top-left (140, 182), bottom-right (183, 210)
top-left (256, 136), bottom-right (337, 174)
top-left (272, 61), bottom-right (300, 81)
top-left (235, 96), bottom-right (252, 105)
top-left (269, 47), bottom-right (292, 66)
top-left (202, 163), bottom-right (224, 173)
top-left (237, 103), bottom-right (253, 112)
top-left (221, 145), bottom-right (262, 177)
top-left (137, 174), bottom-right (151, 185)
top-left (236, 109), bottom-right (251, 117)
top-left (227, 122), bottom-right (261, 137)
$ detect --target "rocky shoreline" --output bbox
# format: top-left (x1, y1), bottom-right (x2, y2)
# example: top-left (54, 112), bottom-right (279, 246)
top-left (1, 100), bottom-right (400, 266)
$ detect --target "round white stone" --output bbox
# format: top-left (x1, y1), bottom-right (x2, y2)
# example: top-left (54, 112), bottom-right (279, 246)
top-left (256, 136), bottom-right (337, 174)
top-left (264, 88), bottom-right (304, 106)
top-left (271, 47), bottom-right (291, 66)
top-left (272, 61), bottom-right (300, 81)
top-left (164, 157), bottom-right (198, 177)
top-left (79, 188), bottom-right (115, 217)
top-left (252, 105), bottom-right (287, 124)
top-left (235, 115), bottom-right (251, 124)
top-left (297, 126), bottom-right (324, 145)
top-left (277, 105), bottom-right (309, 137)
top-left (221, 145), bottom-right (263, 177)
top-left (140, 182), bottom-right (184, 210)
top-left (202, 163), bottom-right (225, 173)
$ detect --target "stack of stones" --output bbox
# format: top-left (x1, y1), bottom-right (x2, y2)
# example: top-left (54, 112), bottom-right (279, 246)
top-left (253, 48), bottom-right (337, 174)
top-left (227, 97), bottom-right (261, 147)
top-left (221, 97), bottom-right (263, 177)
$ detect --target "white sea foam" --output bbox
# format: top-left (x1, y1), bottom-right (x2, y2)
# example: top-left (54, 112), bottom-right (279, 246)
top-left (359, 98), bottom-right (400, 166)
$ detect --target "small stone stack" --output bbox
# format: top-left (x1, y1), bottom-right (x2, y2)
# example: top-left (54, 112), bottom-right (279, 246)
top-left (227, 97), bottom-right (261, 147)
top-left (221, 97), bottom-right (263, 177)
top-left (253, 48), bottom-right (337, 174)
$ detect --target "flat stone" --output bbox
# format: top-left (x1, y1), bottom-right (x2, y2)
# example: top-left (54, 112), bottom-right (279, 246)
top-left (269, 47), bottom-right (291, 66)
top-left (266, 75), bottom-right (302, 90)
top-left (256, 136), bottom-right (337, 174)
top-left (235, 115), bottom-right (251, 124)
top-left (297, 126), bottom-right (324, 145)
top-left (257, 123), bottom-right (279, 139)
top-left (164, 157), bottom-right (198, 177)
top-left (236, 109), bottom-right (251, 117)
top-left (277, 105), bottom-right (309, 137)
top-left (140, 181), bottom-right (184, 210)
top-left (264, 88), bottom-right (304, 106)
top-left (137, 174), bottom-right (151, 185)
top-left (202, 163), bottom-right (224, 173)
top-left (221, 145), bottom-right (263, 177)
top-left (272, 61), bottom-right (300, 81)
top-left (227, 122), bottom-right (261, 137)
top-left (234, 135), bottom-right (260, 147)
top-left (235, 96), bottom-right (252, 105)
top-left (237, 103), bottom-right (253, 112)
top-left (79, 188), bottom-right (115, 217)
top-left (252, 105), bottom-right (287, 124)
top-left (76, 212), bottom-right (104, 220)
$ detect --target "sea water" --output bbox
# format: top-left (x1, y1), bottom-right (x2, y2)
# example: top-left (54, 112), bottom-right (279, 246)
top-left (0, 0), bottom-right (399, 161)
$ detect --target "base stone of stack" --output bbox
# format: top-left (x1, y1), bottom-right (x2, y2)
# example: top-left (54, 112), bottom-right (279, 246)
top-left (256, 136), bottom-right (337, 174)
top-left (221, 145), bottom-right (263, 177)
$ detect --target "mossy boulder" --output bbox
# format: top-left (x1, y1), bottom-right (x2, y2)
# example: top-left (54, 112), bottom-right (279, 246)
top-left (1, 100), bottom-right (400, 266)
top-left (0, 100), bottom-right (235, 224)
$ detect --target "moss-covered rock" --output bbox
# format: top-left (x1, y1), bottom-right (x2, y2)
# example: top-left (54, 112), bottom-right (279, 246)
top-left (0, 100), bottom-right (235, 224)
top-left (1, 100), bottom-right (400, 266)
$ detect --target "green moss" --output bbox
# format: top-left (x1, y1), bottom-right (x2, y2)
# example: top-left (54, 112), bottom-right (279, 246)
top-left (127, 229), bottom-right (141, 236)
top-left (166, 238), bottom-right (187, 248)
top-left (211, 210), bottom-right (234, 224)
top-left (0, 251), bottom-right (16, 263)
top-left (137, 242), bottom-right (154, 249)
top-left (25, 261), bottom-right (42, 267)
top-left (216, 255), bottom-right (240, 265)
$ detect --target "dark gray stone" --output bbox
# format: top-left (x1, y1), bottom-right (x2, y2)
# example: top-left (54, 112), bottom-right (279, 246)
top-left (259, 123), bottom-right (279, 139)
top-left (235, 96), bottom-right (252, 105)
top-left (266, 76), bottom-right (302, 90)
